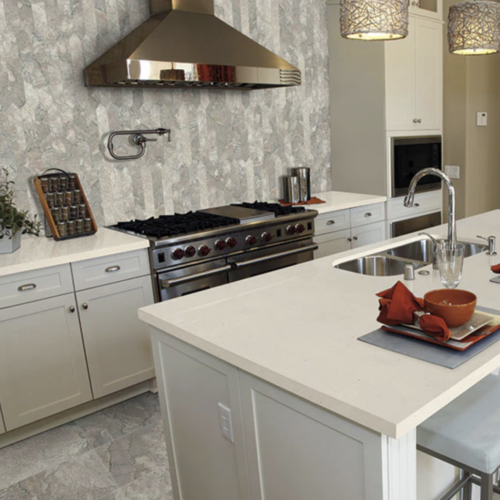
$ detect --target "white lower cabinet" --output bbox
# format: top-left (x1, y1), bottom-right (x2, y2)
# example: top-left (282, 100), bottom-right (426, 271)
top-left (314, 229), bottom-right (352, 259)
top-left (352, 221), bottom-right (386, 249)
top-left (0, 294), bottom-right (92, 430)
top-left (77, 276), bottom-right (155, 399)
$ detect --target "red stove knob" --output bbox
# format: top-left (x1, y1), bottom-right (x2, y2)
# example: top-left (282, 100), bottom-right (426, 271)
top-left (198, 245), bottom-right (211, 257)
top-left (261, 232), bottom-right (273, 243)
top-left (171, 248), bottom-right (185, 260)
top-left (246, 235), bottom-right (257, 246)
top-left (185, 246), bottom-right (196, 258)
top-left (286, 225), bottom-right (296, 235)
top-left (226, 237), bottom-right (237, 248)
top-left (295, 223), bottom-right (305, 234)
top-left (215, 239), bottom-right (226, 251)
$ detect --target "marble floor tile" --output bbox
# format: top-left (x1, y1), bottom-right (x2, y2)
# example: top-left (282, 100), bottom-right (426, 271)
top-left (0, 450), bottom-right (117, 500)
top-left (0, 422), bottom-right (91, 491)
top-left (100, 474), bottom-right (173, 500)
top-left (95, 419), bottom-right (169, 488)
top-left (76, 392), bottom-right (161, 448)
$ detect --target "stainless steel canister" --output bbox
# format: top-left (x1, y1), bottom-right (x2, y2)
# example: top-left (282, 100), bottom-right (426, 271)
top-left (283, 176), bottom-right (301, 204)
top-left (291, 167), bottom-right (311, 202)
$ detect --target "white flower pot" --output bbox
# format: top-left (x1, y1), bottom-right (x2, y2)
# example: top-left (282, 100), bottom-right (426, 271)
top-left (0, 231), bottom-right (21, 254)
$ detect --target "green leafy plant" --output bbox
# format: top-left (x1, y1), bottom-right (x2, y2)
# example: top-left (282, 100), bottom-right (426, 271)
top-left (0, 168), bottom-right (41, 240)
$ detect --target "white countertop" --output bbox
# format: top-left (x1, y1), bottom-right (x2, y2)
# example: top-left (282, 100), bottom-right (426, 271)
top-left (0, 228), bottom-right (149, 277)
top-left (139, 211), bottom-right (500, 439)
top-left (309, 190), bottom-right (387, 215)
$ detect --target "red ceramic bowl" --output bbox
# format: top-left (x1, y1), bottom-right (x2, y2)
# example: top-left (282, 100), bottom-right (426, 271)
top-left (424, 289), bottom-right (477, 328)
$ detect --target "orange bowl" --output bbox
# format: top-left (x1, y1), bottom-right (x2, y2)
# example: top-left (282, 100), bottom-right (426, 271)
top-left (424, 289), bottom-right (477, 328)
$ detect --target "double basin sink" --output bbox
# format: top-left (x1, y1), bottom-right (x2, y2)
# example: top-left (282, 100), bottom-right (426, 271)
top-left (335, 238), bottom-right (487, 277)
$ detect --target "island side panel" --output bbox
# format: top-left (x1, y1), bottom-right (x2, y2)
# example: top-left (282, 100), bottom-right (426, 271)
top-left (151, 329), bottom-right (251, 500)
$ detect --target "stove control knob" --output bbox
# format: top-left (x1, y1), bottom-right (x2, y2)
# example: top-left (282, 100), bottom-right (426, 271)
top-left (246, 235), bottom-right (257, 246)
top-left (171, 248), bottom-right (185, 260)
top-left (198, 245), bottom-right (212, 257)
top-left (226, 237), bottom-right (237, 248)
top-left (286, 225), bottom-right (296, 235)
top-left (261, 232), bottom-right (273, 243)
top-left (295, 223), bottom-right (305, 234)
top-left (185, 246), bottom-right (196, 258)
top-left (215, 239), bottom-right (226, 251)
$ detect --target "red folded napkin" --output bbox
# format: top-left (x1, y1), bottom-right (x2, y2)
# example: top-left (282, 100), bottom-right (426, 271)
top-left (491, 263), bottom-right (500, 273)
top-left (278, 197), bottom-right (326, 207)
top-left (376, 281), bottom-right (452, 342)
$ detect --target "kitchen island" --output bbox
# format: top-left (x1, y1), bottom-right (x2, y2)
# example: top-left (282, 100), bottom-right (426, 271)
top-left (138, 211), bottom-right (500, 500)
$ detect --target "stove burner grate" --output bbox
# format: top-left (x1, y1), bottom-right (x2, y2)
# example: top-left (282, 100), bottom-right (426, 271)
top-left (232, 202), bottom-right (306, 217)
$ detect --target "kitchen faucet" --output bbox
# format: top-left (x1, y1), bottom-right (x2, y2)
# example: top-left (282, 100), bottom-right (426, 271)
top-left (419, 232), bottom-right (439, 269)
top-left (404, 168), bottom-right (456, 251)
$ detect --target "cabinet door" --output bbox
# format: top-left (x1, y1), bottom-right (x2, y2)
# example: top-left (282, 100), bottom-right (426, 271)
top-left (409, 0), bottom-right (442, 21)
top-left (385, 17), bottom-right (416, 131)
top-left (77, 276), bottom-right (155, 399)
top-left (351, 221), bottom-right (386, 249)
top-left (0, 295), bottom-right (92, 430)
top-left (314, 230), bottom-right (351, 259)
top-left (414, 17), bottom-right (443, 131)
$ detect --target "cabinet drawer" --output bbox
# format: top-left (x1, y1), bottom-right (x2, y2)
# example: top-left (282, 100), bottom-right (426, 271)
top-left (314, 230), bottom-right (351, 259)
top-left (387, 191), bottom-right (442, 221)
top-left (350, 203), bottom-right (386, 228)
top-left (315, 210), bottom-right (350, 235)
top-left (72, 249), bottom-right (150, 291)
top-left (0, 264), bottom-right (73, 309)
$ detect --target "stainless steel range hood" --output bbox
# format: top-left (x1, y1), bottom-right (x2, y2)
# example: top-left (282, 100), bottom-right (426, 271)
top-left (83, 0), bottom-right (301, 90)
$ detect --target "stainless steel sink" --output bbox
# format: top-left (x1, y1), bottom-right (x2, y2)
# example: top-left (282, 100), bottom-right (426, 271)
top-left (335, 256), bottom-right (421, 277)
top-left (334, 238), bottom-right (488, 276)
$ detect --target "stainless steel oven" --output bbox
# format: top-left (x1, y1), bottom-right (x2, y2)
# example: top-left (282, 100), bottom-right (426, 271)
top-left (392, 136), bottom-right (442, 197)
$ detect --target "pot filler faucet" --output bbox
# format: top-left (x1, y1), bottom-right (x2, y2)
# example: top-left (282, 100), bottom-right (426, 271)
top-left (404, 168), bottom-right (457, 251)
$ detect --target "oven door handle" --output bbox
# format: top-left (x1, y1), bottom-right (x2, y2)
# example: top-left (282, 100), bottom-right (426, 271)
top-left (160, 265), bottom-right (232, 289)
top-left (231, 244), bottom-right (318, 269)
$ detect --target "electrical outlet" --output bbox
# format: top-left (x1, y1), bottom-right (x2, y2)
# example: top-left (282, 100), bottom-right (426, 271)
top-left (445, 165), bottom-right (460, 179)
top-left (477, 112), bottom-right (488, 126)
top-left (218, 403), bottom-right (234, 443)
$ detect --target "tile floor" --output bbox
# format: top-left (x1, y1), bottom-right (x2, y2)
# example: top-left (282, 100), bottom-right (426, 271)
top-left (0, 392), bottom-right (172, 500)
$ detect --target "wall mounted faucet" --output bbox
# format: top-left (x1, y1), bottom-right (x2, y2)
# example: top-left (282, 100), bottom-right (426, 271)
top-left (108, 128), bottom-right (172, 161)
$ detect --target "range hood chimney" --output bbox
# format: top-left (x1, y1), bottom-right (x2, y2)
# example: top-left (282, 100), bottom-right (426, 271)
top-left (83, 0), bottom-right (302, 90)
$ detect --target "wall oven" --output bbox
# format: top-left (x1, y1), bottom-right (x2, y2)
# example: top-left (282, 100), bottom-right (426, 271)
top-left (392, 136), bottom-right (442, 198)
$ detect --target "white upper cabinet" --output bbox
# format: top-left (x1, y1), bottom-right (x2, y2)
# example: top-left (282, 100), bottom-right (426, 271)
top-left (409, 0), bottom-right (443, 21)
top-left (385, 16), bottom-right (443, 132)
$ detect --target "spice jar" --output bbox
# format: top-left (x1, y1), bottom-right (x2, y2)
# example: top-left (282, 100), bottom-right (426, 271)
top-left (84, 218), bottom-right (93, 233)
top-left (68, 174), bottom-right (77, 190)
top-left (59, 176), bottom-right (69, 191)
top-left (75, 219), bottom-right (84, 235)
top-left (61, 205), bottom-right (70, 222)
top-left (67, 220), bottom-right (76, 236)
top-left (73, 189), bottom-right (82, 204)
top-left (55, 191), bottom-right (64, 207)
top-left (57, 221), bottom-right (67, 237)
top-left (78, 203), bottom-right (87, 218)
top-left (50, 177), bottom-right (60, 193)
top-left (70, 205), bottom-right (78, 220)
top-left (64, 191), bottom-right (73, 206)
top-left (46, 192), bottom-right (55, 208)
top-left (51, 207), bottom-right (61, 222)
top-left (40, 177), bottom-right (49, 193)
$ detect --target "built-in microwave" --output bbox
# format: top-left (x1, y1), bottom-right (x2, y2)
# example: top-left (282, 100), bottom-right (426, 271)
top-left (392, 136), bottom-right (442, 197)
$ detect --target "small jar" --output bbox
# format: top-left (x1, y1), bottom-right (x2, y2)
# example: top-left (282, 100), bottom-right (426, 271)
top-left (61, 205), bottom-right (70, 222)
top-left (57, 221), bottom-right (67, 237)
top-left (55, 191), bottom-right (65, 207)
top-left (59, 176), bottom-right (69, 191)
top-left (78, 203), bottom-right (87, 218)
top-left (69, 205), bottom-right (78, 219)
top-left (84, 218), bottom-right (93, 233)
top-left (51, 207), bottom-right (61, 222)
top-left (75, 218), bottom-right (84, 235)
top-left (40, 177), bottom-right (50, 193)
top-left (64, 191), bottom-right (73, 206)
top-left (67, 220), bottom-right (76, 236)
top-left (68, 174), bottom-right (77, 190)
top-left (73, 189), bottom-right (82, 204)
top-left (50, 177), bottom-right (60, 193)
top-left (46, 192), bottom-right (55, 208)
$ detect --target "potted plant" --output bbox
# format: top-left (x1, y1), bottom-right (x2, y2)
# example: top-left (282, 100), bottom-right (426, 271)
top-left (0, 168), bottom-right (41, 254)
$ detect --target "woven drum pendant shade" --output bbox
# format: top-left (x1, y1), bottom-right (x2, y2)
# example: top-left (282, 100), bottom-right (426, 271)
top-left (448, 0), bottom-right (500, 55)
top-left (340, 0), bottom-right (409, 41)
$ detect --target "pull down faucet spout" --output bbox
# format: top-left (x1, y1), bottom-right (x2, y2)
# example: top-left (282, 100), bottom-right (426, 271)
top-left (404, 168), bottom-right (456, 251)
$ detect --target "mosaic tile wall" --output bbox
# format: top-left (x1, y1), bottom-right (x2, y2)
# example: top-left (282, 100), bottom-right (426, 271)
top-left (1, 0), bottom-right (331, 226)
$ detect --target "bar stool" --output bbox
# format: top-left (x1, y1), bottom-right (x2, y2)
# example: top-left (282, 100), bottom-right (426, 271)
top-left (417, 375), bottom-right (500, 500)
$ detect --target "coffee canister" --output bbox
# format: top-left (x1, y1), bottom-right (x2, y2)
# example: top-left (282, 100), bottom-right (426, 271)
top-left (291, 167), bottom-right (311, 202)
top-left (283, 176), bottom-right (301, 204)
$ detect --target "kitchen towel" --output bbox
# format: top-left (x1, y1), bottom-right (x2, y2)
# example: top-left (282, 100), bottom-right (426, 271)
top-left (278, 197), bottom-right (326, 207)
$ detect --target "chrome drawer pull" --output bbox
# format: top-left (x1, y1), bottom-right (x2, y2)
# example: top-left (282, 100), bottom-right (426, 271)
top-left (326, 220), bottom-right (335, 225)
top-left (18, 284), bottom-right (37, 292)
top-left (105, 266), bottom-right (121, 273)
top-left (364, 212), bottom-right (372, 217)
top-left (415, 203), bottom-right (420, 207)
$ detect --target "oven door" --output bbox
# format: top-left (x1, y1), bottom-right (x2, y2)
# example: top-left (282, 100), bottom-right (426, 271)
top-left (228, 240), bottom-right (318, 282)
top-left (157, 259), bottom-right (230, 301)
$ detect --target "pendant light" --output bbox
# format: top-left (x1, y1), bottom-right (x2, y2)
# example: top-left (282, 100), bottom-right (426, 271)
top-left (340, 0), bottom-right (409, 41)
top-left (448, 0), bottom-right (500, 55)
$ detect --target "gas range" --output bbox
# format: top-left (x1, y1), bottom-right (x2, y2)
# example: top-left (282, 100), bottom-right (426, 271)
top-left (110, 202), bottom-right (318, 302)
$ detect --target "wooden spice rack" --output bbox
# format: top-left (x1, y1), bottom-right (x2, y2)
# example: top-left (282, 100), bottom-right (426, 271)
top-left (34, 172), bottom-right (98, 241)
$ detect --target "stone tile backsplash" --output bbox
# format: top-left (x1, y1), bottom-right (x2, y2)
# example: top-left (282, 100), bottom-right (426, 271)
top-left (0, 0), bottom-right (331, 226)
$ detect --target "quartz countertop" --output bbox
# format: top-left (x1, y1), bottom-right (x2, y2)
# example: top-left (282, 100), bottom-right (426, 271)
top-left (0, 228), bottom-right (149, 277)
top-left (307, 190), bottom-right (387, 215)
top-left (139, 211), bottom-right (500, 439)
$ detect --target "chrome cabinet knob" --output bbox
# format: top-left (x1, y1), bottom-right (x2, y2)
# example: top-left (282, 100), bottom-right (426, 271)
top-left (69, 306), bottom-right (76, 313)
top-left (353, 236), bottom-right (358, 241)
top-left (82, 303), bottom-right (89, 310)
top-left (347, 237), bottom-right (352, 242)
